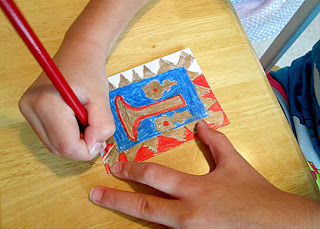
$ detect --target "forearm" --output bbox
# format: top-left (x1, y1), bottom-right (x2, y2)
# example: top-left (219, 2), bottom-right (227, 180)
top-left (58, 0), bottom-right (151, 61)
top-left (281, 193), bottom-right (320, 228)
top-left (20, 0), bottom-right (150, 161)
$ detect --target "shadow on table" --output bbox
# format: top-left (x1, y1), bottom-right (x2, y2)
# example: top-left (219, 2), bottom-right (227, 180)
top-left (19, 120), bottom-right (96, 177)
top-left (1, 110), bottom-right (94, 177)
top-left (194, 137), bottom-right (217, 173)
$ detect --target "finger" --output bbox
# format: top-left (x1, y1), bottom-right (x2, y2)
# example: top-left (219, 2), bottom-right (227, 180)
top-left (110, 161), bottom-right (195, 197)
top-left (111, 161), bottom-right (195, 198)
top-left (19, 99), bottom-right (60, 155)
top-left (90, 186), bottom-right (179, 228)
top-left (196, 120), bottom-right (241, 167)
top-left (83, 92), bottom-right (115, 157)
top-left (34, 95), bottom-right (93, 161)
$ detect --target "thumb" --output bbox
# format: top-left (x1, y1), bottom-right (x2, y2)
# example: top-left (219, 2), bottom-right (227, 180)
top-left (196, 120), bottom-right (240, 167)
top-left (84, 95), bottom-right (115, 158)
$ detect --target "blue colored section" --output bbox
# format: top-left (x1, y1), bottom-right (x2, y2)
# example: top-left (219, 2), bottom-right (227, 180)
top-left (109, 67), bottom-right (207, 151)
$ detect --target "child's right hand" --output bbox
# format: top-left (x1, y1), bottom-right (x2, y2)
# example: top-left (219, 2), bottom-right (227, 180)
top-left (19, 38), bottom-right (115, 161)
top-left (18, 0), bottom-right (152, 161)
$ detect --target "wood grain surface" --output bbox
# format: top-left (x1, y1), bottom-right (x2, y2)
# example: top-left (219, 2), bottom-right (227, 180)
top-left (1, 0), bottom-right (319, 228)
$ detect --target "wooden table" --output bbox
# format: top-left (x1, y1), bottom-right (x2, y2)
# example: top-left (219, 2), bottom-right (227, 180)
top-left (1, 0), bottom-right (319, 228)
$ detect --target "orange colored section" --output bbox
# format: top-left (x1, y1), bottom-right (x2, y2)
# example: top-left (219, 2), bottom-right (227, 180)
top-left (158, 136), bottom-right (185, 154)
top-left (185, 127), bottom-right (197, 141)
top-left (134, 145), bottom-right (155, 162)
top-left (119, 152), bottom-right (128, 161)
top-left (192, 74), bottom-right (210, 88)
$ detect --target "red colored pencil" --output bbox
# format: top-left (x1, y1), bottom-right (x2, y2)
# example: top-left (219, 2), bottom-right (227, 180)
top-left (0, 0), bottom-right (88, 128)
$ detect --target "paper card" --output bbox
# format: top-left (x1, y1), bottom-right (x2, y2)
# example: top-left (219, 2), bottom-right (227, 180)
top-left (101, 48), bottom-right (229, 173)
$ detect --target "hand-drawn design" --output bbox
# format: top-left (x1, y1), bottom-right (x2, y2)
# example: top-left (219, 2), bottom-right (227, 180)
top-left (143, 80), bottom-right (177, 100)
top-left (102, 48), bottom-right (230, 173)
top-left (143, 65), bottom-right (155, 78)
top-left (158, 58), bottom-right (178, 74)
top-left (162, 127), bottom-right (187, 141)
top-left (115, 94), bottom-right (187, 141)
top-left (132, 70), bottom-right (142, 82)
top-left (119, 74), bottom-right (131, 88)
top-left (155, 115), bottom-right (175, 132)
top-left (110, 67), bottom-right (207, 151)
top-left (172, 111), bottom-right (192, 123)
top-left (154, 111), bottom-right (192, 132)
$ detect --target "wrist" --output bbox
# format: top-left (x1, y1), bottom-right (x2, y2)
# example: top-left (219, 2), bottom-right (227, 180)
top-left (59, 0), bottom-right (152, 62)
top-left (61, 30), bottom-right (110, 61)
top-left (275, 192), bottom-right (320, 228)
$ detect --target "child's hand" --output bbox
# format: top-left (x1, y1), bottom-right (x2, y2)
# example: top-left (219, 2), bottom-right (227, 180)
top-left (19, 39), bottom-right (115, 161)
top-left (18, 0), bottom-right (152, 161)
top-left (89, 121), bottom-right (320, 228)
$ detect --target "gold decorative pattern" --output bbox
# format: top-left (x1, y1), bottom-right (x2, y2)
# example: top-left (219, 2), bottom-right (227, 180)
top-left (123, 143), bottom-right (142, 161)
top-left (143, 80), bottom-right (177, 101)
top-left (162, 127), bottom-right (186, 141)
top-left (104, 49), bottom-right (228, 167)
top-left (103, 145), bottom-right (119, 166)
top-left (177, 51), bottom-right (195, 69)
top-left (132, 70), bottom-right (141, 82)
top-left (206, 110), bottom-right (224, 127)
top-left (108, 81), bottom-right (116, 91)
top-left (157, 58), bottom-right (178, 74)
top-left (143, 65), bottom-right (155, 78)
top-left (118, 74), bottom-right (131, 88)
top-left (155, 115), bottom-right (175, 132)
top-left (142, 137), bottom-right (159, 154)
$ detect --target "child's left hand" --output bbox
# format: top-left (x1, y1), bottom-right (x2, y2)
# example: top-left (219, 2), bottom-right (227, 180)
top-left (89, 121), bottom-right (320, 228)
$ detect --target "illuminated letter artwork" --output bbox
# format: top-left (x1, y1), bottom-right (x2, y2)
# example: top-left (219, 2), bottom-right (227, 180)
top-left (101, 49), bottom-right (230, 173)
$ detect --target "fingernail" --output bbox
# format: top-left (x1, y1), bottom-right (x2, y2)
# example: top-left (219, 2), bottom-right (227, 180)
top-left (198, 120), bottom-right (209, 129)
top-left (111, 162), bottom-right (122, 174)
top-left (90, 188), bottom-right (103, 203)
top-left (90, 142), bottom-right (103, 157)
